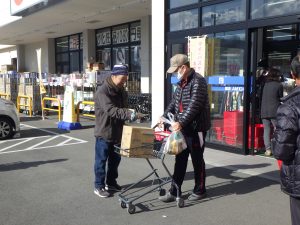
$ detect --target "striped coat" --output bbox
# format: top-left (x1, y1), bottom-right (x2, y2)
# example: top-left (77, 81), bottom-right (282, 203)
top-left (164, 69), bottom-right (211, 135)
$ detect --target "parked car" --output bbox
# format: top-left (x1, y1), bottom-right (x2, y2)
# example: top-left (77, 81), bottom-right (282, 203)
top-left (0, 98), bottom-right (20, 140)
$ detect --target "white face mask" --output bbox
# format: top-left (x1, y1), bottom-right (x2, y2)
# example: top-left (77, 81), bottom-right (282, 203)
top-left (177, 71), bottom-right (184, 80)
top-left (176, 67), bottom-right (184, 80)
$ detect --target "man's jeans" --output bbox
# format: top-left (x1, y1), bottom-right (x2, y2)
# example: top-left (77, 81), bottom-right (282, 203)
top-left (262, 118), bottom-right (276, 150)
top-left (94, 138), bottom-right (121, 189)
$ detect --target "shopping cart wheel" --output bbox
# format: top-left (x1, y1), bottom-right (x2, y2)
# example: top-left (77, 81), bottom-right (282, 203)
top-left (159, 188), bottom-right (166, 196)
top-left (127, 204), bottom-right (136, 214)
top-left (120, 201), bottom-right (127, 209)
top-left (177, 198), bottom-right (184, 208)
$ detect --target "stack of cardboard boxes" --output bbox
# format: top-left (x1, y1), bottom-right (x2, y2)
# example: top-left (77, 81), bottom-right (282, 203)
top-left (1, 65), bottom-right (14, 73)
top-left (120, 125), bottom-right (154, 158)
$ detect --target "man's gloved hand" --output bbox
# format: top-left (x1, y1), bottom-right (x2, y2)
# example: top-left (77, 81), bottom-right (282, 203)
top-left (129, 109), bottom-right (137, 122)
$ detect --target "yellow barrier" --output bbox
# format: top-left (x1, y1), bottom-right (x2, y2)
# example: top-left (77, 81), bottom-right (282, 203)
top-left (76, 101), bottom-right (95, 122)
top-left (0, 93), bottom-right (10, 100)
top-left (42, 97), bottom-right (62, 121)
top-left (17, 95), bottom-right (32, 117)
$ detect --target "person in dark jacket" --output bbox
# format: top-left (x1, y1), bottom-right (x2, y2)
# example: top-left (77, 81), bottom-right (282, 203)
top-left (260, 67), bottom-right (283, 156)
top-left (93, 64), bottom-right (136, 198)
top-left (272, 57), bottom-right (300, 225)
top-left (159, 54), bottom-right (211, 202)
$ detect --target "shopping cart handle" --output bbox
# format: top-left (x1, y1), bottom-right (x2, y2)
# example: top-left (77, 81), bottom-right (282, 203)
top-left (152, 123), bottom-right (159, 129)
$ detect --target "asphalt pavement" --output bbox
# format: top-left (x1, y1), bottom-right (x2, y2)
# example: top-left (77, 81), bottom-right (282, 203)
top-left (0, 116), bottom-right (291, 225)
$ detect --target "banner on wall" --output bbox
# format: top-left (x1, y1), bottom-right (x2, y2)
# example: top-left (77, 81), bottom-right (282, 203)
top-left (36, 48), bottom-right (46, 94)
top-left (188, 36), bottom-right (207, 76)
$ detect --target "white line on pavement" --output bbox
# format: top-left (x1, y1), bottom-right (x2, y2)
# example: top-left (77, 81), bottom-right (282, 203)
top-left (0, 135), bottom-right (51, 143)
top-left (0, 123), bottom-right (88, 155)
top-left (0, 138), bottom-right (35, 152)
top-left (0, 142), bottom-right (88, 155)
top-left (56, 138), bottom-right (73, 146)
top-left (24, 135), bottom-right (58, 150)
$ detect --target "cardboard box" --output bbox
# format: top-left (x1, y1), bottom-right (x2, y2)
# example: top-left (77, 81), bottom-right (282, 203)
top-left (120, 125), bottom-right (154, 158)
top-left (1, 65), bottom-right (14, 72)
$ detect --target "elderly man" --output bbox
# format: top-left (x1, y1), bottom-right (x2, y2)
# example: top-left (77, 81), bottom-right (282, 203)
top-left (159, 54), bottom-right (211, 202)
top-left (93, 64), bottom-right (136, 198)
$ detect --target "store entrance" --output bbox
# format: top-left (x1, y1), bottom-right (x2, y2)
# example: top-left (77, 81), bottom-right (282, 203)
top-left (249, 24), bottom-right (300, 154)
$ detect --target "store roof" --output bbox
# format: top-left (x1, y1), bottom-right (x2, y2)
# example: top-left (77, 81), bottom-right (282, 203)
top-left (0, 0), bottom-right (151, 45)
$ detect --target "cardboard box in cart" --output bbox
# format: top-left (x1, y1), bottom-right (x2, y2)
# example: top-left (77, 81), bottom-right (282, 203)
top-left (121, 126), bottom-right (154, 158)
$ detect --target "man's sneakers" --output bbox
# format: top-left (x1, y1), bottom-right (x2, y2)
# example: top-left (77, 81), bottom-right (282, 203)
top-left (105, 183), bottom-right (122, 192)
top-left (188, 192), bottom-right (207, 201)
top-left (94, 187), bottom-right (111, 198)
top-left (158, 192), bottom-right (176, 203)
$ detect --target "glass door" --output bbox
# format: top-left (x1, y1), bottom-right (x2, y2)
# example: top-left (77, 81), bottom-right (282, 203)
top-left (248, 24), bottom-right (299, 155)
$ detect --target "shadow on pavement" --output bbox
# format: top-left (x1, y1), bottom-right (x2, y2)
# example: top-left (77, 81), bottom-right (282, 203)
top-left (80, 125), bottom-right (95, 129)
top-left (120, 163), bottom-right (279, 213)
top-left (0, 159), bottom-right (68, 172)
top-left (19, 127), bottom-right (70, 138)
top-left (20, 116), bottom-right (43, 122)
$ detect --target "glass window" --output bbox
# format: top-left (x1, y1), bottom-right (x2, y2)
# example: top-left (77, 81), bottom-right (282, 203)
top-left (131, 45), bottom-right (141, 72)
top-left (251, 0), bottom-right (300, 19)
top-left (202, 0), bottom-right (246, 27)
top-left (204, 30), bottom-right (245, 147)
top-left (265, 24), bottom-right (297, 41)
top-left (55, 33), bottom-right (83, 74)
top-left (96, 28), bottom-right (111, 47)
top-left (171, 43), bottom-right (185, 55)
top-left (112, 25), bottom-right (129, 44)
top-left (97, 48), bottom-right (111, 70)
top-left (56, 37), bottom-right (68, 52)
top-left (130, 22), bottom-right (141, 42)
top-left (56, 53), bottom-right (69, 63)
top-left (113, 47), bottom-right (129, 66)
top-left (169, 0), bottom-right (198, 9)
top-left (96, 21), bottom-right (141, 72)
top-left (170, 9), bottom-right (198, 31)
top-left (69, 35), bottom-right (79, 50)
top-left (70, 51), bottom-right (80, 73)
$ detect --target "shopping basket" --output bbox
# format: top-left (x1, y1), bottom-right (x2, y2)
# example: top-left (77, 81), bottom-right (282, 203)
top-left (114, 129), bottom-right (184, 214)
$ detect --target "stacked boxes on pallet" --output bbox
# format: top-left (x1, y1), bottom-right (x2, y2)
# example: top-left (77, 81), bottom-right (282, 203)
top-left (223, 111), bottom-right (243, 146)
top-left (248, 124), bottom-right (264, 149)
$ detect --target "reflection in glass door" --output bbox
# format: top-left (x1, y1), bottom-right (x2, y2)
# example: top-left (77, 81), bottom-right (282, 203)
top-left (205, 30), bottom-right (246, 150)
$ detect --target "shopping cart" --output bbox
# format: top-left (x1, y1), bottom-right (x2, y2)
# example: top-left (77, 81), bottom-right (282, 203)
top-left (114, 129), bottom-right (184, 214)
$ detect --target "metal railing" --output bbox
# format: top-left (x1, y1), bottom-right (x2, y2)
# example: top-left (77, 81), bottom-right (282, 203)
top-left (17, 95), bottom-right (32, 116)
top-left (76, 101), bottom-right (95, 122)
top-left (42, 97), bottom-right (62, 121)
top-left (0, 93), bottom-right (10, 100)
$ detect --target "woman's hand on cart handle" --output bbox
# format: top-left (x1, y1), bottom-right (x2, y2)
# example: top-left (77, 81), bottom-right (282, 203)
top-left (172, 122), bottom-right (182, 132)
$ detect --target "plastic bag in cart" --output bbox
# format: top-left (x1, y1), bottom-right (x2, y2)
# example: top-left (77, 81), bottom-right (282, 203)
top-left (163, 130), bottom-right (187, 155)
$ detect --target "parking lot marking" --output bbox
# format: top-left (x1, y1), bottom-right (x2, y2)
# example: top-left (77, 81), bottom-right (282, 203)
top-left (56, 137), bottom-right (73, 146)
top-left (25, 135), bottom-right (58, 150)
top-left (0, 135), bottom-right (51, 143)
top-left (0, 124), bottom-right (88, 155)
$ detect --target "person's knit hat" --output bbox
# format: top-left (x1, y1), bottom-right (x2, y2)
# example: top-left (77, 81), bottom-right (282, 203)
top-left (167, 54), bottom-right (189, 73)
top-left (111, 64), bottom-right (128, 76)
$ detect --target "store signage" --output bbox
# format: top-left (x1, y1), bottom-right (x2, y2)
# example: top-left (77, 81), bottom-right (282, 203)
top-left (10, 0), bottom-right (47, 16)
top-left (208, 76), bottom-right (244, 85)
top-left (112, 28), bottom-right (129, 44)
top-left (211, 86), bottom-right (244, 92)
top-left (96, 31), bottom-right (111, 46)
top-left (131, 26), bottom-right (141, 42)
top-left (69, 35), bottom-right (79, 50)
top-left (188, 37), bottom-right (206, 76)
